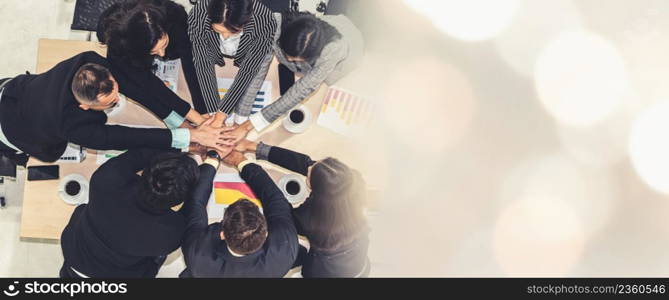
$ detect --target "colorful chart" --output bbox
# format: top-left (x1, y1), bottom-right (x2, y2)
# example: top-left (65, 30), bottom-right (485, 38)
top-left (153, 58), bottom-right (180, 93)
top-left (217, 78), bottom-right (272, 114)
top-left (317, 86), bottom-right (375, 136)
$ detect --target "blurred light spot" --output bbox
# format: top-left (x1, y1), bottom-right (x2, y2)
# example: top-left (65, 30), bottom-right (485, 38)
top-left (498, 154), bottom-right (618, 236)
top-left (403, 0), bottom-right (519, 41)
top-left (494, 0), bottom-right (583, 76)
top-left (494, 196), bottom-right (585, 276)
top-left (445, 230), bottom-right (504, 276)
top-left (380, 58), bottom-right (476, 155)
top-left (629, 100), bottom-right (669, 194)
top-left (534, 31), bottom-right (631, 126)
top-left (556, 108), bottom-right (636, 167)
top-left (619, 24), bottom-right (669, 105)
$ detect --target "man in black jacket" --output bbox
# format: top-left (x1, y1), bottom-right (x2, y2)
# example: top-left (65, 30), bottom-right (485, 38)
top-left (0, 51), bottom-right (230, 163)
top-left (60, 148), bottom-right (198, 278)
top-left (179, 150), bottom-right (298, 277)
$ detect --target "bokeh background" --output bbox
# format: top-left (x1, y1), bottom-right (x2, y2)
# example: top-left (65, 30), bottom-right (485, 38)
top-left (349, 0), bottom-right (669, 276)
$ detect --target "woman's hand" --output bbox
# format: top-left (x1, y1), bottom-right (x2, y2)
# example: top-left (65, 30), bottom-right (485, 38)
top-left (235, 139), bottom-right (257, 153)
top-left (189, 117), bottom-right (236, 149)
top-left (226, 120), bottom-right (254, 144)
top-left (211, 111), bottom-right (227, 128)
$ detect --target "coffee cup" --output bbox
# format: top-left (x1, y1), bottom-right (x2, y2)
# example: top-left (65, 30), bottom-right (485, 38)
top-left (282, 105), bottom-right (312, 134)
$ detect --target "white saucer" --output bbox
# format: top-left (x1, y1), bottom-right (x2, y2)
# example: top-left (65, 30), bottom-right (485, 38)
top-left (278, 174), bottom-right (309, 205)
top-left (58, 174), bottom-right (89, 205)
top-left (282, 105), bottom-right (312, 134)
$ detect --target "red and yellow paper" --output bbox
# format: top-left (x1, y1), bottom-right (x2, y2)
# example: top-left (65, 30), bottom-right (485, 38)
top-left (213, 182), bottom-right (262, 208)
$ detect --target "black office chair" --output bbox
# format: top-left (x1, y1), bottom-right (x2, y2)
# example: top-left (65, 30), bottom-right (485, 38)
top-left (0, 153), bottom-right (28, 208)
top-left (71, 0), bottom-right (125, 32)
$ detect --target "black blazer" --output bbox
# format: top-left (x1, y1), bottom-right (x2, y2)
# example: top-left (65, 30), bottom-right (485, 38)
top-left (0, 51), bottom-right (179, 162)
top-left (260, 145), bottom-right (370, 278)
top-left (60, 149), bottom-right (185, 277)
top-left (179, 163), bottom-right (298, 278)
top-left (98, 0), bottom-right (206, 114)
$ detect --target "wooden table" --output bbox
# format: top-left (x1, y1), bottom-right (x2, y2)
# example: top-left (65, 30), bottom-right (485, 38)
top-left (20, 39), bottom-right (334, 239)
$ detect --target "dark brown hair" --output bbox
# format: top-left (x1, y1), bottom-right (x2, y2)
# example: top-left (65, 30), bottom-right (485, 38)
top-left (97, 0), bottom-right (175, 69)
top-left (279, 12), bottom-right (341, 63)
top-left (222, 199), bottom-right (268, 255)
top-left (141, 152), bottom-right (199, 210)
top-left (71, 63), bottom-right (114, 104)
top-left (208, 0), bottom-right (254, 33)
top-left (295, 158), bottom-right (367, 251)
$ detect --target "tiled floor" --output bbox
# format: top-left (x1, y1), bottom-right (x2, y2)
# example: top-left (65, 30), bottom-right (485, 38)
top-left (0, 0), bottom-right (381, 278)
top-left (0, 168), bottom-right (66, 277)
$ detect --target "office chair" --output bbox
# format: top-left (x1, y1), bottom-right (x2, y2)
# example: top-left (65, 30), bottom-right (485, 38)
top-left (71, 0), bottom-right (125, 32)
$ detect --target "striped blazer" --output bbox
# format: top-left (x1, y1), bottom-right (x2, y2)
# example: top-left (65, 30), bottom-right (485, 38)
top-left (187, 0), bottom-right (277, 114)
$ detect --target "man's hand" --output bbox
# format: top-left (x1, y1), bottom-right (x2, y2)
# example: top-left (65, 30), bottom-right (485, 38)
top-left (186, 109), bottom-right (207, 126)
top-left (213, 145), bottom-right (233, 159)
top-left (222, 151), bottom-right (246, 167)
top-left (179, 120), bottom-right (196, 129)
top-left (235, 139), bottom-right (257, 153)
top-left (188, 143), bottom-right (207, 160)
top-left (189, 117), bottom-right (236, 148)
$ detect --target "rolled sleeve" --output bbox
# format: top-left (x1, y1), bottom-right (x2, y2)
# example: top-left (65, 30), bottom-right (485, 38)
top-left (255, 142), bottom-right (272, 160)
top-left (170, 128), bottom-right (190, 150)
top-left (164, 111), bottom-right (186, 129)
top-left (249, 111), bottom-right (272, 132)
top-left (237, 159), bottom-right (255, 171)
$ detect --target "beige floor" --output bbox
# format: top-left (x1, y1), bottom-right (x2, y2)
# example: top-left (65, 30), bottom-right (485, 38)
top-left (0, 0), bottom-right (384, 278)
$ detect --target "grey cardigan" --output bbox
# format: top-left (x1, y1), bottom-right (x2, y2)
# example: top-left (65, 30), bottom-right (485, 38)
top-left (245, 13), bottom-right (364, 131)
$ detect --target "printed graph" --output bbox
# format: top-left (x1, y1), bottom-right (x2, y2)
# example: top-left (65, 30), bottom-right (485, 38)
top-left (317, 86), bottom-right (375, 136)
top-left (217, 78), bottom-right (272, 114)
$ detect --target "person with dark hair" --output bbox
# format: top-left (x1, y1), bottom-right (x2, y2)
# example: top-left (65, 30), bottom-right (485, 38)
top-left (97, 0), bottom-right (209, 127)
top-left (225, 11), bottom-right (364, 142)
top-left (235, 139), bottom-right (370, 277)
top-left (180, 148), bottom-right (298, 277)
top-left (188, 0), bottom-right (278, 118)
top-left (0, 52), bottom-right (231, 164)
top-left (60, 149), bottom-right (199, 277)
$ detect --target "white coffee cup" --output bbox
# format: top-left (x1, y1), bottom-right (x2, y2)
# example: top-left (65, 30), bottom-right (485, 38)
top-left (59, 174), bottom-right (89, 205)
top-left (282, 105), bottom-right (312, 134)
top-left (278, 174), bottom-right (308, 205)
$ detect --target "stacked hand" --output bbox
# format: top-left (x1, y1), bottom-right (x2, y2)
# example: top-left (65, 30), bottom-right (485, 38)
top-left (223, 120), bottom-right (254, 145)
top-left (188, 112), bottom-right (255, 165)
top-left (234, 139), bottom-right (257, 153)
top-left (188, 115), bottom-right (236, 154)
